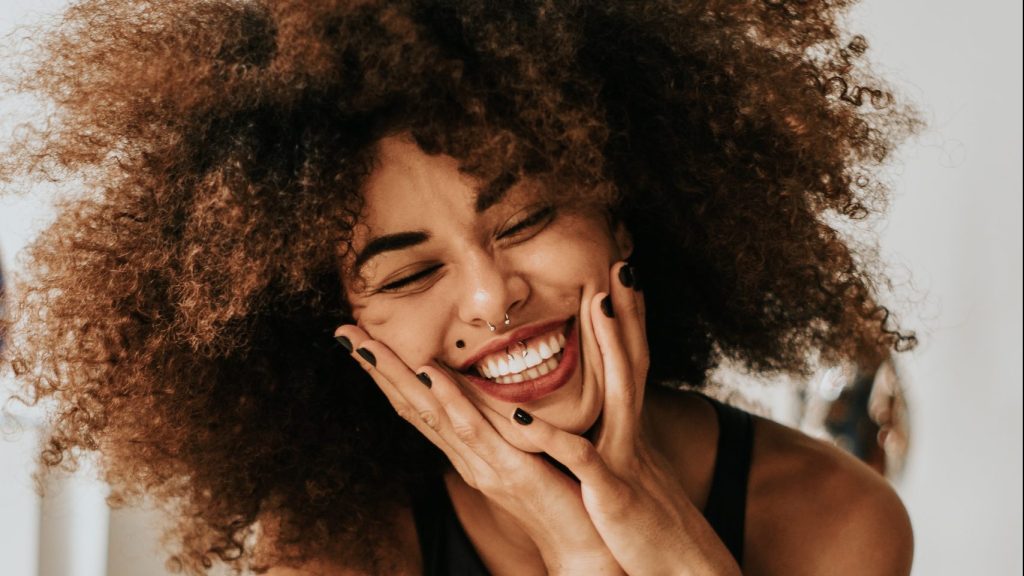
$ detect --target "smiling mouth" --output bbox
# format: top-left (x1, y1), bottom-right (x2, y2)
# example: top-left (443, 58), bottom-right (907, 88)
top-left (459, 319), bottom-right (579, 404)
top-left (467, 326), bottom-right (568, 384)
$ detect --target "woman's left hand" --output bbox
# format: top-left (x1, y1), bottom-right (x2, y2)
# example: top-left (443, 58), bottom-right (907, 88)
top-left (512, 262), bottom-right (742, 576)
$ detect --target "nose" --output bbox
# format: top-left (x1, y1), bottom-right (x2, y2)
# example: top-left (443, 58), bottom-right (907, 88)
top-left (456, 249), bottom-right (528, 331)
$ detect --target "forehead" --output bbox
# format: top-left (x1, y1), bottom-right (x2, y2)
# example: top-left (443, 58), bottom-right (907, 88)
top-left (357, 136), bottom-right (479, 235)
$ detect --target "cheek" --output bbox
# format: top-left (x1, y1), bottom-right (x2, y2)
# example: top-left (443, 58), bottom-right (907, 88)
top-left (351, 299), bottom-right (443, 368)
top-left (523, 218), bottom-right (618, 291)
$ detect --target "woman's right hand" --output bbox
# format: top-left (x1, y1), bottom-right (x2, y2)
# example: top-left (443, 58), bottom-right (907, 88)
top-left (334, 325), bottom-right (625, 576)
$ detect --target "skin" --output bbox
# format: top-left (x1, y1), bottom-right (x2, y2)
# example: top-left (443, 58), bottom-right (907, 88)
top-left (296, 135), bottom-right (914, 576)
top-left (341, 135), bottom-right (624, 448)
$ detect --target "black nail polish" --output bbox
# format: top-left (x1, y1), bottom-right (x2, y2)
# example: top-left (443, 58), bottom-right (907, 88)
top-left (618, 265), bottom-right (636, 289)
top-left (335, 335), bottom-right (353, 352)
top-left (513, 408), bottom-right (533, 425)
top-left (417, 372), bottom-right (432, 388)
top-left (601, 295), bottom-right (615, 318)
top-left (356, 348), bottom-right (376, 367)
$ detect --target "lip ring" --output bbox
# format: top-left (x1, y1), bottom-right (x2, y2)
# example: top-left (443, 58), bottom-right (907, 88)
top-left (462, 318), bottom-right (579, 404)
top-left (457, 317), bottom-right (571, 373)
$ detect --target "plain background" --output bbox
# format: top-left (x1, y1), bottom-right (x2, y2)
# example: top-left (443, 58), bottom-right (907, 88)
top-left (1, 0), bottom-right (1022, 574)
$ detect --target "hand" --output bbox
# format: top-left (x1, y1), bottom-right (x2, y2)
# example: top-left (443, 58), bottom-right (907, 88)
top-left (511, 262), bottom-right (742, 576)
top-left (333, 326), bottom-right (624, 575)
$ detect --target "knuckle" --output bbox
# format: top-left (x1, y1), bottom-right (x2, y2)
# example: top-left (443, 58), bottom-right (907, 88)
top-left (393, 404), bottom-right (416, 424)
top-left (473, 474), bottom-right (499, 494)
top-left (452, 421), bottom-right (480, 445)
top-left (568, 437), bottom-right (599, 467)
top-left (418, 410), bottom-right (440, 430)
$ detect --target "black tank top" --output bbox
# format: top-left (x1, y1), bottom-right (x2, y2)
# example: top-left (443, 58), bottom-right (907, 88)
top-left (411, 395), bottom-right (754, 574)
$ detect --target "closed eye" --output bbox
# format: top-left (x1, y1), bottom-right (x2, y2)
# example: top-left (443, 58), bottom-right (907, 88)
top-left (378, 264), bottom-right (443, 293)
top-left (497, 206), bottom-right (555, 240)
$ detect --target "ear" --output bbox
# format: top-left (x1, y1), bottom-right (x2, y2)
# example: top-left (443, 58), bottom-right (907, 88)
top-left (612, 219), bottom-right (634, 260)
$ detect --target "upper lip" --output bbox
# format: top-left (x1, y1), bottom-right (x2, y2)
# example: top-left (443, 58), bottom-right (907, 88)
top-left (456, 318), bottom-right (570, 373)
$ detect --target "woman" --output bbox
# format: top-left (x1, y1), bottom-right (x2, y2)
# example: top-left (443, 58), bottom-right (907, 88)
top-left (1, 0), bottom-right (917, 574)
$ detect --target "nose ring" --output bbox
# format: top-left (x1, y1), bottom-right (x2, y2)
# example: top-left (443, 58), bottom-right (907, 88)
top-left (486, 313), bottom-right (512, 332)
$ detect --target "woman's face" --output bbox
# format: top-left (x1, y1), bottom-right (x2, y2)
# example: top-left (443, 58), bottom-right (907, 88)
top-left (344, 135), bottom-right (631, 450)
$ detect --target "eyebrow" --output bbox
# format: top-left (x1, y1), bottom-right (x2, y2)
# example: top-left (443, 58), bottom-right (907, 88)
top-left (353, 231), bottom-right (431, 272)
top-left (351, 173), bottom-right (520, 273)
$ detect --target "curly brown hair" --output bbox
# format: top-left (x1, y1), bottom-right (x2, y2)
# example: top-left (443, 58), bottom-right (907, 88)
top-left (1, 0), bottom-right (917, 572)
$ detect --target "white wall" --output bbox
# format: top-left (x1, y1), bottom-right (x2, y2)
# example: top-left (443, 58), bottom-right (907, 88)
top-left (848, 2), bottom-right (1024, 574)
top-left (1, 1), bottom-right (1021, 575)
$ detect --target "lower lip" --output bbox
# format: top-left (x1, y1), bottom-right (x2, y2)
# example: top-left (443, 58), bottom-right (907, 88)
top-left (464, 319), bottom-right (580, 404)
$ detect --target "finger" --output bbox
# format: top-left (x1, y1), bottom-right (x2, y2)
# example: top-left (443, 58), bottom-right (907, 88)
top-left (335, 325), bottom-right (422, 420)
top-left (344, 334), bottom-right (447, 427)
top-left (590, 291), bottom-right (640, 456)
top-left (337, 328), bottom-right (543, 492)
top-left (334, 325), bottom-right (472, 475)
top-left (420, 364), bottom-right (532, 477)
top-left (510, 407), bottom-right (625, 495)
top-left (611, 261), bottom-right (649, 392)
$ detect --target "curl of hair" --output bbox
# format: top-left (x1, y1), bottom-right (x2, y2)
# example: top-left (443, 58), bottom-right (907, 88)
top-left (0, 0), bottom-right (918, 572)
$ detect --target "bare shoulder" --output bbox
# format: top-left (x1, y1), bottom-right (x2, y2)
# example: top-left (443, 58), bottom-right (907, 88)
top-left (744, 416), bottom-right (913, 576)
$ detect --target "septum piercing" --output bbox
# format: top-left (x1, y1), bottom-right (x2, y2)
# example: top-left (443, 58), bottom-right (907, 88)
top-left (485, 313), bottom-right (511, 332)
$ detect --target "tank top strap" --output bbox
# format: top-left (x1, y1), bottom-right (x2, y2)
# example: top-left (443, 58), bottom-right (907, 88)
top-left (411, 394), bottom-right (755, 573)
top-left (700, 394), bottom-right (755, 566)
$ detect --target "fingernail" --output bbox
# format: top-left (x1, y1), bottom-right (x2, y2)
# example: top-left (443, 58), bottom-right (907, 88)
top-left (618, 264), bottom-right (637, 289)
top-left (356, 348), bottom-right (376, 367)
top-left (600, 295), bottom-right (615, 318)
top-left (513, 408), bottom-right (533, 425)
top-left (335, 335), bottom-right (353, 352)
top-left (416, 372), bottom-right (432, 388)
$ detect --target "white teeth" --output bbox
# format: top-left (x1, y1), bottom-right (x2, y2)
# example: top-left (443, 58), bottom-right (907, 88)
top-left (490, 354), bottom-right (563, 384)
top-left (508, 355), bottom-right (526, 373)
top-left (472, 324), bottom-right (570, 382)
top-left (538, 341), bottom-right (552, 360)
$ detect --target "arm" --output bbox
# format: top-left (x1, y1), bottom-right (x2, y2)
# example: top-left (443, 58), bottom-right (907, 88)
top-left (514, 260), bottom-right (911, 575)
top-left (744, 417), bottom-right (914, 576)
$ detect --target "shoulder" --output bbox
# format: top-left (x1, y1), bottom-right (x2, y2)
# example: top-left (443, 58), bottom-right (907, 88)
top-left (744, 415), bottom-right (913, 576)
top-left (645, 385), bottom-right (912, 575)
